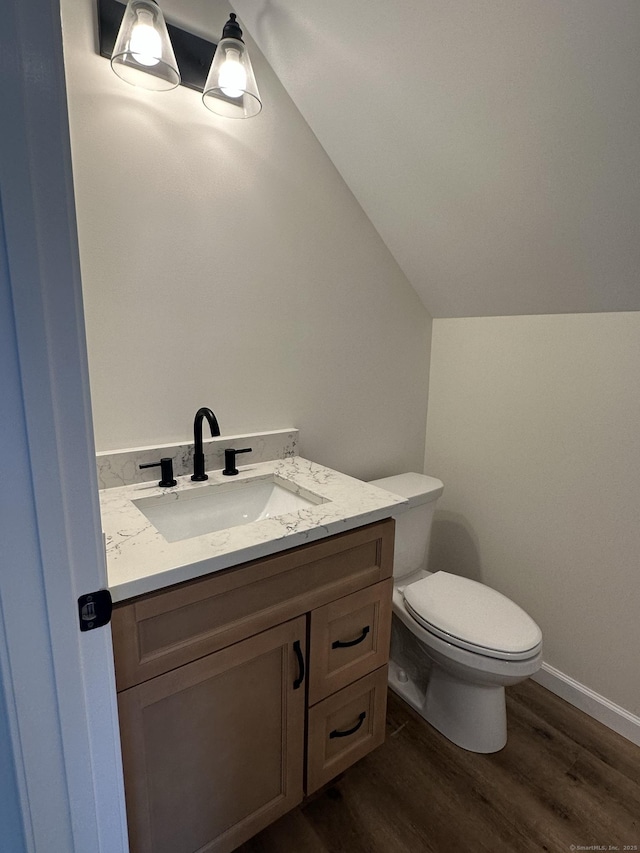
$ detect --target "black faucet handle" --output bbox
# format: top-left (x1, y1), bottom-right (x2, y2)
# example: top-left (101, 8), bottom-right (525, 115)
top-left (139, 457), bottom-right (177, 487)
top-left (222, 447), bottom-right (252, 476)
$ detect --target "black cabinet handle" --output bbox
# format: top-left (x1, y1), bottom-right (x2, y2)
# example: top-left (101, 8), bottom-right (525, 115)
top-left (331, 625), bottom-right (370, 649)
top-left (293, 640), bottom-right (305, 690)
top-left (329, 711), bottom-right (366, 739)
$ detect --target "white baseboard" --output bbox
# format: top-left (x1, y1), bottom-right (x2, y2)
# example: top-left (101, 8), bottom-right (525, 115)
top-left (532, 663), bottom-right (640, 747)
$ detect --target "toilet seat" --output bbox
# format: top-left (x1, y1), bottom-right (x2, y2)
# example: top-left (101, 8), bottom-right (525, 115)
top-left (403, 571), bottom-right (542, 661)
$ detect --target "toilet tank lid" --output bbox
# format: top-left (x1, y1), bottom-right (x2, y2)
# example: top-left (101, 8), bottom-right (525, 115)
top-left (368, 473), bottom-right (444, 508)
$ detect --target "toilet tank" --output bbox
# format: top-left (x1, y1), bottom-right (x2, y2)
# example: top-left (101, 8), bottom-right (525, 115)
top-left (369, 473), bottom-right (444, 579)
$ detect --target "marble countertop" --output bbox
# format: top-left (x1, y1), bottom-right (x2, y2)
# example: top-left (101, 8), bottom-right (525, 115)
top-left (100, 457), bottom-right (406, 602)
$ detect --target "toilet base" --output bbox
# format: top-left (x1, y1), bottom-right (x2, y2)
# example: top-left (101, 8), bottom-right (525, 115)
top-left (423, 665), bottom-right (507, 753)
top-left (388, 658), bottom-right (426, 712)
top-left (388, 659), bottom-right (507, 753)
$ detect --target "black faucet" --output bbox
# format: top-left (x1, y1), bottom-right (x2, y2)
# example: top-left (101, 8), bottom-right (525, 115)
top-left (191, 407), bottom-right (220, 481)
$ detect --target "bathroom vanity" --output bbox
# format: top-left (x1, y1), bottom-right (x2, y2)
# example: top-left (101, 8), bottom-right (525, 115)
top-left (100, 450), bottom-right (403, 853)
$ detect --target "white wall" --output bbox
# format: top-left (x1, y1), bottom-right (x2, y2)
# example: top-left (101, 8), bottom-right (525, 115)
top-left (236, 0), bottom-right (640, 318)
top-left (425, 313), bottom-right (640, 715)
top-left (60, 0), bottom-right (431, 480)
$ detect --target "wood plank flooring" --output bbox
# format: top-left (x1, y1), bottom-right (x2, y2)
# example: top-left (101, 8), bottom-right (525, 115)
top-left (237, 681), bottom-right (640, 853)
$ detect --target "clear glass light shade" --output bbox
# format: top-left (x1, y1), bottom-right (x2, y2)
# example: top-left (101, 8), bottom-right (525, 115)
top-left (110, 0), bottom-right (180, 91)
top-left (202, 38), bottom-right (262, 118)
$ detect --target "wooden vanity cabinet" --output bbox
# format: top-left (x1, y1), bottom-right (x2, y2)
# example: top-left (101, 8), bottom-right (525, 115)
top-left (111, 519), bottom-right (394, 853)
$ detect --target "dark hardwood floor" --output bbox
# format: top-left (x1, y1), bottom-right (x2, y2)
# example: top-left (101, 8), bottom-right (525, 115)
top-left (237, 680), bottom-right (640, 853)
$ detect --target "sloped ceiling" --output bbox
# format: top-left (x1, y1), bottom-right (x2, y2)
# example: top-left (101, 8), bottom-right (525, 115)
top-left (234, 0), bottom-right (640, 318)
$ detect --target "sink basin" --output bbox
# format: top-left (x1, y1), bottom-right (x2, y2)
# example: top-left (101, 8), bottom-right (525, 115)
top-left (133, 476), bottom-right (326, 542)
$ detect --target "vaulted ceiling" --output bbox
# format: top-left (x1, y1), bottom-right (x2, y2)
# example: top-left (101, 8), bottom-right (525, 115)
top-left (233, 0), bottom-right (640, 317)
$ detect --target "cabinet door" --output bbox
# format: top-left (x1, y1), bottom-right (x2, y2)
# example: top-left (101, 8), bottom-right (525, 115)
top-left (118, 616), bottom-right (307, 853)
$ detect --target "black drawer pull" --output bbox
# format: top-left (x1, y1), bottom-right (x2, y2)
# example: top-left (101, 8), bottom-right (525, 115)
top-left (293, 640), bottom-right (305, 690)
top-left (332, 625), bottom-right (370, 649)
top-left (329, 711), bottom-right (366, 739)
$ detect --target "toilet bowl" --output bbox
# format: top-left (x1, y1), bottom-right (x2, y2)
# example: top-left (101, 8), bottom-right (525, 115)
top-left (369, 473), bottom-right (542, 753)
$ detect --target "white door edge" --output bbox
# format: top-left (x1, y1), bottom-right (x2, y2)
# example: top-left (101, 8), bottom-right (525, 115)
top-left (0, 0), bottom-right (128, 850)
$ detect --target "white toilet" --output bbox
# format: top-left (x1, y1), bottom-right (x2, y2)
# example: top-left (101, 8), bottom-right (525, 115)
top-left (369, 473), bottom-right (542, 753)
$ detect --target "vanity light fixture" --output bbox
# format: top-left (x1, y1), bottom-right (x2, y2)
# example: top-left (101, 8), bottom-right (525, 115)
top-left (98, 0), bottom-right (262, 118)
top-left (201, 13), bottom-right (261, 119)
top-left (110, 0), bottom-right (180, 91)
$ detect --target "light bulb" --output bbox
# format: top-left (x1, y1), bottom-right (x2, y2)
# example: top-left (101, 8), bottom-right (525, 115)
top-left (130, 9), bottom-right (161, 67)
top-left (218, 47), bottom-right (247, 98)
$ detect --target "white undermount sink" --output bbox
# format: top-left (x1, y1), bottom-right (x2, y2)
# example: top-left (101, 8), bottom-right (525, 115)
top-left (133, 475), bottom-right (326, 543)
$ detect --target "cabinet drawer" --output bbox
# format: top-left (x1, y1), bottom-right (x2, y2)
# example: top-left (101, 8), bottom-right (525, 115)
top-left (306, 666), bottom-right (388, 795)
top-left (112, 520), bottom-right (394, 690)
top-left (308, 579), bottom-right (393, 705)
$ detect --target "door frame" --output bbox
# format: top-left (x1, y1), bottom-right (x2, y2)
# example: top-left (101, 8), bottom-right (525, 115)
top-left (0, 0), bottom-right (128, 850)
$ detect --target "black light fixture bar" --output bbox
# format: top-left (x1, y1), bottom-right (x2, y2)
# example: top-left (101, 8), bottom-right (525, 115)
top-left (98, 0), bottom-right (217, 92)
